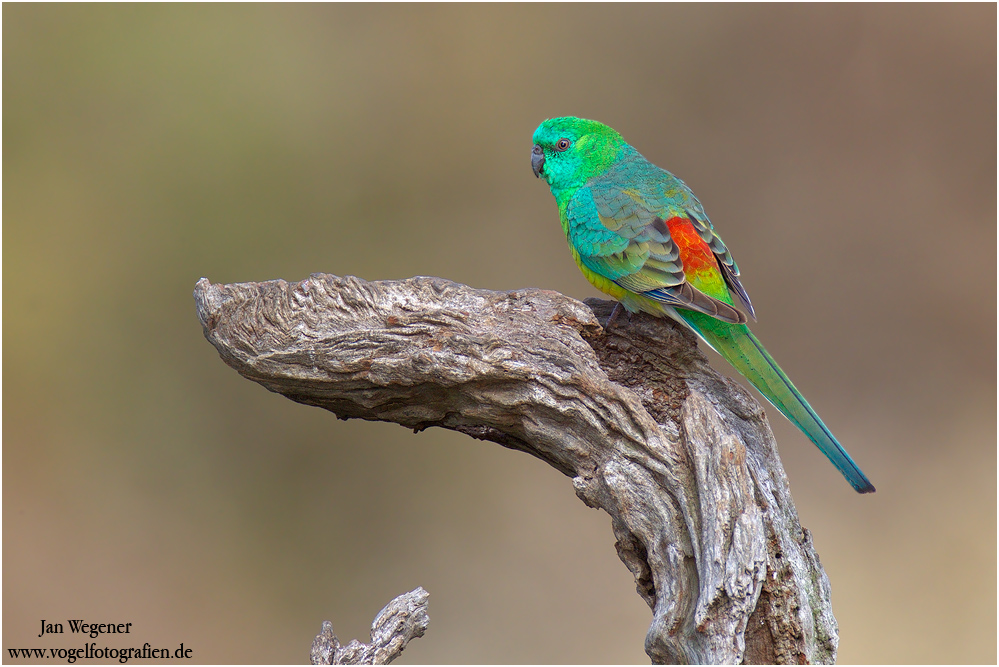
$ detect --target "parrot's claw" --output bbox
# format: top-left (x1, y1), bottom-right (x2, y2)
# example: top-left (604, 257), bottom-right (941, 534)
top-left (605, 302), bottom-right (624, 330)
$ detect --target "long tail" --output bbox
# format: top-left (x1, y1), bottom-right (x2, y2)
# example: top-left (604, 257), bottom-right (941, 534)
top-left (676, 310), bottom-right (875, 493)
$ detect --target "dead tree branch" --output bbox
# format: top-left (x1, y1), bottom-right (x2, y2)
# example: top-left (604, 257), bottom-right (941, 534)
top-left (310, 587), bottom-right (429, 665)
top-left (194, 274), bottom-right (838, 664)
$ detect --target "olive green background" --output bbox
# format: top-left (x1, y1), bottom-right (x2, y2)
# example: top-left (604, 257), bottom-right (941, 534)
top-left (4, 4), bottom-right (995, 664)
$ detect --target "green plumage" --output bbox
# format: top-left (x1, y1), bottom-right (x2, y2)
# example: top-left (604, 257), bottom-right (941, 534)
top-left (532, 116), bottom-right (874, 493)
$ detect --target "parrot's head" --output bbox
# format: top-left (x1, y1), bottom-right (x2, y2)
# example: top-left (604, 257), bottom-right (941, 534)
top-left (532, 117), bottom-right (626, 191)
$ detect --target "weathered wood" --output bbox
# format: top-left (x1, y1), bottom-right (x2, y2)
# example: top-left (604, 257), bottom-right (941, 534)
top-left (310, 587), bottom-right (429, 665)
top-left (194, 274), bottom-right (838, 664)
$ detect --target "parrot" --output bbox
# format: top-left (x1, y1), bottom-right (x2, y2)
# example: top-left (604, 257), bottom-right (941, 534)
top-left (531, 116), bottom-right (874, 493)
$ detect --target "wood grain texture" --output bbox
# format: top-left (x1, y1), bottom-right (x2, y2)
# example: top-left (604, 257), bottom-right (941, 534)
top-left (194, 274), bottom-right (838, 664)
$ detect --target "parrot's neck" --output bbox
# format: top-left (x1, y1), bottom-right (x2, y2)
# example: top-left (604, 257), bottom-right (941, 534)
top-left (552, 185), bottom-right (579, 238)
top-left (551, 183), bottom-right (576, 209)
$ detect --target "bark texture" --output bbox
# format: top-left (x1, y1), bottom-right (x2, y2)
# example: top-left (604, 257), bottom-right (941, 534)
top-left (194, 274), bottom-right (838, 664)
top-left (310, 587), bottom-right (429, 665)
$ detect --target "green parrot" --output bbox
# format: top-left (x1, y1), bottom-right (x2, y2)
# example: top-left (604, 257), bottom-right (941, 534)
top-left (532, 117), bottom-right (874, 493)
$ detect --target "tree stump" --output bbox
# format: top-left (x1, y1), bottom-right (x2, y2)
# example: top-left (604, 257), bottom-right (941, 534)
top-left (194, 274), bottom-right (838, 664)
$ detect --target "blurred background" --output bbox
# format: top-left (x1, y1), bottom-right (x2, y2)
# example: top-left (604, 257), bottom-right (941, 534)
top-left (4, 4), bottom-right (995, 664)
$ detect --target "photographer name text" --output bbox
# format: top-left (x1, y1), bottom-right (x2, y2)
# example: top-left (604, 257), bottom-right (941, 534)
top-left (39, 620), bottom-right (132, 639)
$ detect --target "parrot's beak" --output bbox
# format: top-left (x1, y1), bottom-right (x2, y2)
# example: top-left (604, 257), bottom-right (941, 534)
top-left (531, 145), bottom-right (545, 178)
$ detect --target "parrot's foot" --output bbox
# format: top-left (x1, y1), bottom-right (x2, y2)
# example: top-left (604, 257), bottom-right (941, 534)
top-left (605, 301), bottom-right (625, 329)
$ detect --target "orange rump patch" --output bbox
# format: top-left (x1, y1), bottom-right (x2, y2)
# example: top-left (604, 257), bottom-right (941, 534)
top-left (664, 216), bottom-right (727, 296)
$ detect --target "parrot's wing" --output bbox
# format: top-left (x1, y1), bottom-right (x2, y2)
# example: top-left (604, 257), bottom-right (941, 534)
top-left (684, 208), bottom-right (756, 320)
top-left (571, 183), bottom-right (749, 324)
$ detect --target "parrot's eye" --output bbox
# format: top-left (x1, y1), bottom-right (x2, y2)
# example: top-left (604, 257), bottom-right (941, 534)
top-left (555, 138), bottom-right (571, 152)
